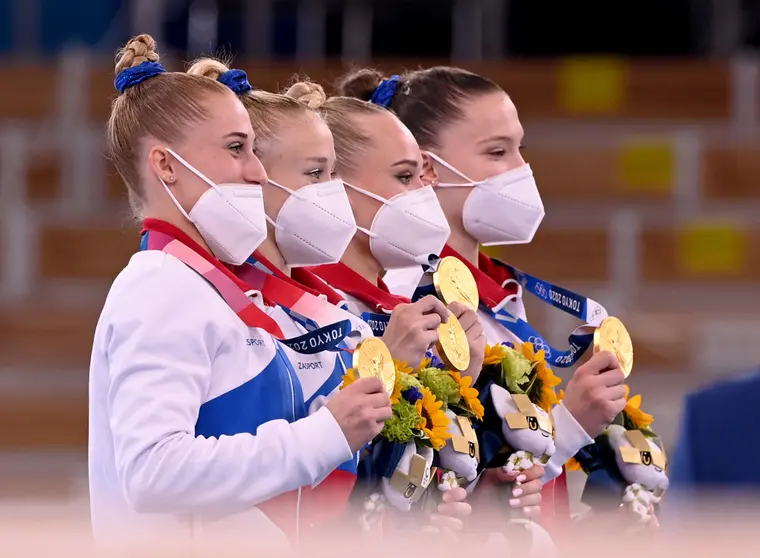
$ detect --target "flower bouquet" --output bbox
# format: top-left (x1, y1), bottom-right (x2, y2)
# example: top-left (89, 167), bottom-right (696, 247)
top-left (341, 359), bottom-right (451, 527)
top-left (415, 352), bottom-right (485, 491)
top-left (476, 341), bottom-right (561, 475)
top-left (565, 387), bottom-right (669, 529)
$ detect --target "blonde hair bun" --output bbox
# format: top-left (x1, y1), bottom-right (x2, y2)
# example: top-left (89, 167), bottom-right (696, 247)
top-left (115, 34), bottom-right (160, 76)
top-left (187, 57), bottom-right (231, 81)
top-left (285, 81), bottom-right (327, 109)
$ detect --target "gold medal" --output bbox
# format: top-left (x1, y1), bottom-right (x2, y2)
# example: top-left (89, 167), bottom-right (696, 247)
top-left (435, 314), bottom-right (471, 372)
top-left (593, 316), bottom-right (634, 378)
top-left (433, 256), bottom-right (479, 311)
top-left (352, 337), bottom-right (396, 396)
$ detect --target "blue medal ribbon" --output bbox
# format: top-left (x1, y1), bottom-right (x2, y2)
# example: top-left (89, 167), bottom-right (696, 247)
top-left (359, 311), bottom-right (391, 337)
top-left (240, 255), bottom-right (361, 356)
top-left (410, 256), bottom-right (609, 368)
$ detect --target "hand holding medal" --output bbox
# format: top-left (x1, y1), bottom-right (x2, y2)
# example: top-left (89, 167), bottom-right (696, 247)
top-left (431, 257), bottom-right (485, 378)
top-left (328, 339), bottom-right (395, 453)
top-left (353, 337), bottom-right (397, 396)
top-left (593, 316), bottom-right (634, 378)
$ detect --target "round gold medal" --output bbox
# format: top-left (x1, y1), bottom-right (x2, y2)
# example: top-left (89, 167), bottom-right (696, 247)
top-left (352, 337), bottom-right (396, 396)
top-left (593, 316), bottom-right (634, 378)
top-left (436, 314), bottom-right (471, 372)
top-left (433, 256), bottom-right (479, 312)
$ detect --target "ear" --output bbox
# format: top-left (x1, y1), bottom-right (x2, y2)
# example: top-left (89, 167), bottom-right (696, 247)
top-left (420, 152), bottom-right (439, 187)
top-left (148, 145), bottom-right (177, 184)
top-left (489, 383), bottom-right (514, 417)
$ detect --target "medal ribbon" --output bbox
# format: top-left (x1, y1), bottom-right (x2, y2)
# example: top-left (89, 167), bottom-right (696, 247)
top-left (308, 263), bottom-right (410, 338)
top-left (142, 228), bottom-right (352, 355)
top-left (236, 258), bottom-right (366, 351)
top-left (484, 259), bottom-right (608, 368)
top-left (409, 246), bottom-right (609, 368)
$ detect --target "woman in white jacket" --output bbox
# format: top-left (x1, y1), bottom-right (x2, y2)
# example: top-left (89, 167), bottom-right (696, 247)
top-left (335, 67), bottom-right (628, 527)
top-left (88, 34), bottom-right (392, 547)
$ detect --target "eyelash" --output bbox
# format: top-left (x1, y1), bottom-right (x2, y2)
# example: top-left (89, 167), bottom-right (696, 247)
top-left (397, 172), bottom-right (413, 185)
top-left (229, 142), bottom-right (244, 155)
top-left (486, 145), bottom-right (526, 158)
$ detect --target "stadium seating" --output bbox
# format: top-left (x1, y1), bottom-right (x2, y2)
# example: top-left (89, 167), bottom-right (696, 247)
top-left (0, 56), bottom-right (758, 455)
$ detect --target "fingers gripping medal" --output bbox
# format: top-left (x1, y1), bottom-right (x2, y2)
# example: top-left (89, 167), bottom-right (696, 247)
top-left (436, 314), bottom-right (471, 372)
top-left (593, 317), bottom-right (634, 377)
top-left (353, 337), bottom-right (396, 396)
top-left (433, 256), bottom-right (479, 311)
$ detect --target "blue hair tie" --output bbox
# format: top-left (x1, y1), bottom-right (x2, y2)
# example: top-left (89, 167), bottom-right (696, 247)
top-left (218, 69), bottom-right (253, 95)
top-left (370, 75), bottom-right (401, 108)
top-left (114, 60), bottom-right (167, 94)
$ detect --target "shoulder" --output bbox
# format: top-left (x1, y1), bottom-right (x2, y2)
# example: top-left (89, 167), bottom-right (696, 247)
top-left (108, 251), bottom-right (213, 301)
top-left (100, 251), bottom-right (231, 331)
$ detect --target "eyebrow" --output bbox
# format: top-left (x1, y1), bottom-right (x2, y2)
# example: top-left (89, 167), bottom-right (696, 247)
top-left (306, 156), bottom-right (329, 164)
top-left (224, 132), bottom-right (249, 141)
top-left (391, 158), bottom-right (420, 168)
top-left (476, 134), bottom-right (518, 145)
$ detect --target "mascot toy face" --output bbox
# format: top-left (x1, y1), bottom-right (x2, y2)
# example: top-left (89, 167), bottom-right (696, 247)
top-left (437, 409), bottom-right (480, 482)
top-left (607, 424), bottom-right (669, 495)
top-left (381, 441), bottom-right (436, 512)
top-left (490, 384), bottom-right (556, 462)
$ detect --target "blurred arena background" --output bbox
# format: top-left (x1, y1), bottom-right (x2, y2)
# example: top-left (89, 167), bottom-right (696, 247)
top-left (1, 0), bottom-right (760, 520)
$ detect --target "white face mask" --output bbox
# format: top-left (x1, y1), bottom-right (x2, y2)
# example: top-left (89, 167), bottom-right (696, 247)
top-left (426, 151), bottom-right (545, 246)
top-left (160, 148), bottom-right (267, 265)
top-left (345, 183), bottom-right (451, 270)
top-left (268, 178), bottom-right (357, 267)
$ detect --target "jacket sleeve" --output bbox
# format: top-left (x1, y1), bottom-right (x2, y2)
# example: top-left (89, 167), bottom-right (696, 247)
top-left (542, 403), bottom-right (594, 483)
top-left (103, 260), bottom-right (353, 515)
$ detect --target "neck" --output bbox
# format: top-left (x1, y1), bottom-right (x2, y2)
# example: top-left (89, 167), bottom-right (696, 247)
top-left (340, 238), bottom-right (381, 285)
top-left (257, 232), bottom-right (290, 276)
top-left (446, 227), bottom-right (481, 267)
top-left (143, 207), bottom-right (212, 256)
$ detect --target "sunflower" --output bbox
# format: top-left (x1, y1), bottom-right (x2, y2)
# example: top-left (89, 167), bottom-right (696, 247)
top-left (415, 387), bottom-right (451, 450)
top-left (519, 342), bottom-right (561, 412)
top-left (450, 371), bottom-right (485, 420)
top-left (394, 359), bottom-right (414, 376)
top-left (623, 385), bottom-right (654, 430)
top-left (483, 343), bottom-right (509, 366)
top-left (417, 355), bottom-right (431, 371)
top-left (340, 367), bottom-right (356, 390)
top-left (389, 370), bottom-right (403, 405)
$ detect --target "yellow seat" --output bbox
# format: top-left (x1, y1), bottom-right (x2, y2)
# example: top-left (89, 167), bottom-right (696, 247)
top-left (641, 227), bottom-right (760, 282)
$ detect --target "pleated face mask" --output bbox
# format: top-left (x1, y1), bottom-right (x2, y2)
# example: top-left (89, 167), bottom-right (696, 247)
top-left (269, 178), bottom-right (357, 267)
top-left (344, 183), bottom-right (451, 270)
top-left (426, 151), bottom-right (545, 246)
top-left (161, 148), bottom-right (268, 265)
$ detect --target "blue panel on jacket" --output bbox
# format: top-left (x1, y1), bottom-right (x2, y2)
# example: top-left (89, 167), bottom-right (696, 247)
top-left (195, 348), bottom-right (305, 437)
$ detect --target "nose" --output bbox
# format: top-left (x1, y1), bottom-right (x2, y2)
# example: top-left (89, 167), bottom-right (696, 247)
top-left (409, 174), bottom-right (426, 190)
top-left (512, 151), bottom-right (526, 169)
top-left (244, 152), bottom-right (269, 185)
